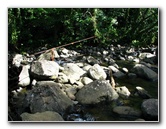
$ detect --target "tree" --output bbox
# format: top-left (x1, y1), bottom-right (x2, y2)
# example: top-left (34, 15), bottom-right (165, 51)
top-left (8, 8), bottom-right (158, 53)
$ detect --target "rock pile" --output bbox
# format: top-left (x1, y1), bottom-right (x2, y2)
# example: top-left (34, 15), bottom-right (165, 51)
top-left (8, 44), bottom-right (158, 121)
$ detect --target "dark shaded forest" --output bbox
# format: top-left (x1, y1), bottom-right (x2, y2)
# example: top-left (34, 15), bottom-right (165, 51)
top-left (8, 8), bottom-right (158, 53)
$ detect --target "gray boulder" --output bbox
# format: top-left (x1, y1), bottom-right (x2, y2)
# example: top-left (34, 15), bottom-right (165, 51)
top-left (76, 80), bottom-right (119, 104)
top-left (62, 63), bottom-right (86, 84)
top-left (21, 111), bottom-right (64, 121)
top-left (141, 99), bottom-right (158, 121)
top-left (131, 64), bottom-right (158, 81)
top-left (30, 60), bottom-right (59, 79)
top-left (26, 81), bottom-right (73, 114)
top-left (88, 64), bottom-right (107, 80)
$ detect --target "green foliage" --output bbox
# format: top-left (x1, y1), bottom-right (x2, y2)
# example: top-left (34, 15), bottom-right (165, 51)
top-left (8, 8), bottom-right (158, 52)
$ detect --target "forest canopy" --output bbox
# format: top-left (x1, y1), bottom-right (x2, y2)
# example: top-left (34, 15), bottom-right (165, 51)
top-left (8, 8), bottom-right (158, 52)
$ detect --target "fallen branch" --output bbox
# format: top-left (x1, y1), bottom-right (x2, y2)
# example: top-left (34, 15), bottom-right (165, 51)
top-left (31, 36), bottom-right (96, 56)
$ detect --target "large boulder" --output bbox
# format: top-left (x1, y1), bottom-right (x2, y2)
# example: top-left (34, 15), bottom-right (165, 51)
top-left (131, 64), bottom-right (158, 81)
top-left (18, 65), bottom-right (31, 87)
top-left (88, 64), bottom-right (107, 80)
top-left (141, 99), bottom-right (158, 121)
top-left (26, 81), bottom-right (73, 114)
top-left (62, 63), bottom-right (86, 84)
top-left (76, 80), bottom-right (119, 104)
top-left (21, 111), bottom-right (64, 121)
top-left (30, 60), bottom-right (60, 79)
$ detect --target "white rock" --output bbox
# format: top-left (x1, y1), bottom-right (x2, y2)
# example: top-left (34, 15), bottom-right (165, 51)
top-left (88, 64), bottom-right (107, 80)
top-left (32, 79), bottom-right (37, 86)
top-left (18, 65), bottom-right (30, 87)
top-left (63, 63), bottom-right (86, 82)
top-left (115, 86), bottom-right (130, 98)
top-left (12, 54), bottom-right (23, 67)
top-left (81, 77), bottom-right (93, 85)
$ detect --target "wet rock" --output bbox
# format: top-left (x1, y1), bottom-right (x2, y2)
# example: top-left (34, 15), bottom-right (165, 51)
top-left (30, 60), bottom-right (59, 79)
top-left (115, 86), bottom-right (130, 98)
top-left (128, 73), bottom-right (137, 79)
top-left (26, 81), bottom-right (73, 114)
top-left (88, 64), bottom-right (107, 80)
top-left (113, 71), bottom-right (125, 78)
top-left (134, 86), bottom-right (151, 99)
top-left (18, 65), bottom-right (31, 87)
top-left (143, 57), bottom-right (156, 64)
top-left (141, 99), bottom-right (158, 121)
top-left (113, 106), bottom-right (142, 117)
top-left (131, 64), bottom-right (158, 81)
top-left (76, 80), bottom-right (119, 104)
top-left (21, 111), bottom-right (64, 121)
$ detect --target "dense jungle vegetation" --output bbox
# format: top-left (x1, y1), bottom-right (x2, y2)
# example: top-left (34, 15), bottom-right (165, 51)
top-left (8, 8), bottom-right (158, 52)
